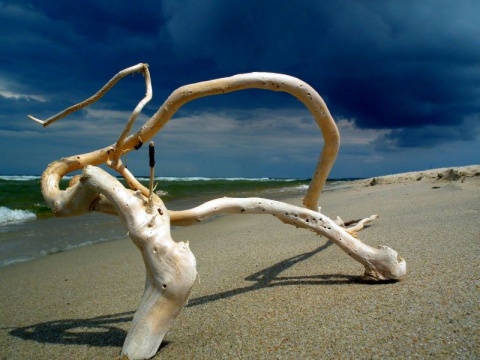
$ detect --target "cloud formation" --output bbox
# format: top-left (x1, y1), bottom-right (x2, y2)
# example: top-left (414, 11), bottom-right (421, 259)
top-left (0, 0), bottom-right (478, 177)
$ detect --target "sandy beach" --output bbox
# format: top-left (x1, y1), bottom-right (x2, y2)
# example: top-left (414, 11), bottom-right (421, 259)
top-left (1, 166), bottom-right (478, 359)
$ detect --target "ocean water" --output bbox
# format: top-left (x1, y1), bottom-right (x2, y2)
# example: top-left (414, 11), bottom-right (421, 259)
top-left (0, 175), bottom-right (318, 267)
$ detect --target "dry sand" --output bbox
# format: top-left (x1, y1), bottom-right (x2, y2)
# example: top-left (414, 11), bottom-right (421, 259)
top-left (0, 166), bottom-right (479, 359)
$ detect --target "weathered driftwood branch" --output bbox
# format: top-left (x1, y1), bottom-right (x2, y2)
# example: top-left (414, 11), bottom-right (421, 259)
top-left (80, 166), bottom-right (404, 360)
top-left (29, 64), bottom-right (406, 359)
top-left (31, 64), bottom-right (339, 214)
top-left (28, 63), bottom-right (151, 129)
top-left (170, 198), bottom-right (405, 280)
top-left (82, 166), bottom-right (196, 359)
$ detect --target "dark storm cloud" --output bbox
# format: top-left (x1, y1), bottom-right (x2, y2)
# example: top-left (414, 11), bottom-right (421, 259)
top-left (159, 0), bottom-right (480, 147)
top-left (0, 0), bottom-right (478, 176)
top-left (373, 118), bottom-right (480, 150)
top-left (3, 1), bottom-right (479, 120)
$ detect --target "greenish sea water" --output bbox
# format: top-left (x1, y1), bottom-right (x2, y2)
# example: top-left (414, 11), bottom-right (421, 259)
top-left (1, 175), bottom-right (321, 267)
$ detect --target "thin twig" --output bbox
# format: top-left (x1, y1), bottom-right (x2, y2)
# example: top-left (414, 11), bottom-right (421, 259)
top-left (114, 64), bottom-right (152, 163)
top-left (27, 63), bottom-right (148, 127)
top-left (37, 69), bottom-right (340, 214)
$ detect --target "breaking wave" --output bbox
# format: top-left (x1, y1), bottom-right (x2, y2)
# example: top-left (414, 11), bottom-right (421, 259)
top-left (0, 206), bottom-right (36, 225)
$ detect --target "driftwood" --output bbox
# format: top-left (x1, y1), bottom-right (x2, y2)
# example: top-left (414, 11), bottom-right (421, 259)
top-left (29, 64), bottom-right (406, 359)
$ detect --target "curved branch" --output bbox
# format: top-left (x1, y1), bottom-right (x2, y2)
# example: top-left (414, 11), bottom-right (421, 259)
top-left (142, 72), bottom-right (339, 211)
top-left (113, 64), bottom-right (152, 164)
top-left (169, 197), bottom-right (406, 281)
top-left (81, 166), bottom-right (197, 360)
top-left (32, 67), bottom-right (339, 216)
top-left (28, 63), bottom-right (149, 127)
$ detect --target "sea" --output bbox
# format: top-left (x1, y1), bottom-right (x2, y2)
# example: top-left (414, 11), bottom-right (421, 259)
top-left (0, 175), bottom-right (338, 268)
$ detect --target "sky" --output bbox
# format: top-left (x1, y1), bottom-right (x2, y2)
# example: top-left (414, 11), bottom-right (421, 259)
top-left (0, 0), bottom-right (479, 179)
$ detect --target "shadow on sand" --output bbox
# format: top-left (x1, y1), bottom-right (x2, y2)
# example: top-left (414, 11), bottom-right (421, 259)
top-left (10, 241), bottom-right (380, 348)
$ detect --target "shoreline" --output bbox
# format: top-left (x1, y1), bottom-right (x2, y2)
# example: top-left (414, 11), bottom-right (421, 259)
top-left (0, 166), bottom-right (478, 358)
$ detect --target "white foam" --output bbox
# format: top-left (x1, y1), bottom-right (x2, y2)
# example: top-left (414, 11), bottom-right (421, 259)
top-left (0, 175), bottom-right (40, 181)
top-left (136, 176), bottom-right (299, 182)
top-left (0, 206), bottom-right (36, 224)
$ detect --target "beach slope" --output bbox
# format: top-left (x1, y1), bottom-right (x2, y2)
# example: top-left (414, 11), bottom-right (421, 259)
top-left (0, 166), bottom-right (478, 359)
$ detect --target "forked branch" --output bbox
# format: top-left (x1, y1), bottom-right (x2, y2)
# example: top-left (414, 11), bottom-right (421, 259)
top-left (170, 197), bottom-right (405, 280)
top-left (30, 64), bottom-right (339, 215)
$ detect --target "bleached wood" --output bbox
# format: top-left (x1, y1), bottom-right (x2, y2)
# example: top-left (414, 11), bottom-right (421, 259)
top-left (32, 67), bottom-right (339, 213)
top-left (28, 63), bottom-right (150, 128)
top-left (29, 64), bottom-right (406, 359)
top-left (170, 198), bottom-right (405, 280)
top-left (82, 166), bottom-right (197, 360)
